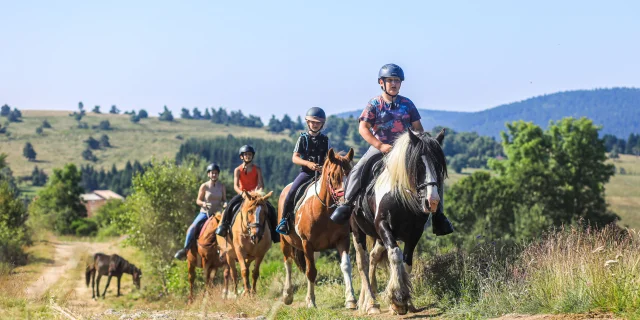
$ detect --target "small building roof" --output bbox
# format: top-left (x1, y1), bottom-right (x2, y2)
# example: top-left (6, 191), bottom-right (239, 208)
top-left (93, 190), bottom-right (124, 200)
top-left (81, 193), bottom-right (103, 201)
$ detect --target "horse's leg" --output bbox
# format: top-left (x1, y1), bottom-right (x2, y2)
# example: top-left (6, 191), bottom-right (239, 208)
top-left (337, 238), bottom-right (357, 310)
top-left (222, 264), bottom-right (230, 299)
top-left (95, 274), bottom-right (101, 298)
top-left (102, 275), bottom-right (112, 298)
top-left (377, 218), bottom-right (410, 315)
top-left (250, 256), bottom-right (262, 295)
top-left (402, 231), bottom-right (422, 313)
top-left (281, 240), bottom-right (294, 305)
top-left (226, 254), bottom-right (239, 297)
top-left (351, 228), bottom-right (380, 315)
top-left (188, 260), bottom-right (196, 303)
top-left (116, 275), bottom-right (121, 297)
top-left (235, 249), bottom-right (251, 296)
top-left (301, 240), bottom-right (317, 308)
top-left (369, 239), bottom-right (386, 297)
top-left (91, 270), bottom-right (96, 299)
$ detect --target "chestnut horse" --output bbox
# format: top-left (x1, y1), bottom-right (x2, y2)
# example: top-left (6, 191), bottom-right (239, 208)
top-left (217, 190), bottom-right (273, 297)
top-left (278, 148), bottom-right (357, 309)
top-left (186, 212), bottom-right (230, 302)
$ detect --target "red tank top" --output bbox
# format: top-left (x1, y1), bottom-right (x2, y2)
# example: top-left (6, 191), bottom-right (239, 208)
top-left (238, 164), bottom-right (259, 191)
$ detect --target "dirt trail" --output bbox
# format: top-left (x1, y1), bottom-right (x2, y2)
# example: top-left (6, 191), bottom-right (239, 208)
top-left (25, 240), bottom-right (114, 300)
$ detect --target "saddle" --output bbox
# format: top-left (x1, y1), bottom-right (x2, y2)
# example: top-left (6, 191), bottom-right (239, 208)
top-left (225, 200), bottom-right (280, 243)
top-left (292, 176), bottom-right (319, 215)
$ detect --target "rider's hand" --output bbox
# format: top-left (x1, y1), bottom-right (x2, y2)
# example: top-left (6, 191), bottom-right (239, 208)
top-left (307, 162), bottom-right (320, 171)
top-left (379, 144), bottom-right (393, 154)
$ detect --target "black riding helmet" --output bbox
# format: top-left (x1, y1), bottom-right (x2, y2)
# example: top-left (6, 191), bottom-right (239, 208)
top-left (378, 63), bottom-right (405, 98)
top-left (305, 107), bottom-right (326, 133)
top-left (206, 163), bottom-right (220, 173)
top-left (238, 145), bottom-right (255, 156)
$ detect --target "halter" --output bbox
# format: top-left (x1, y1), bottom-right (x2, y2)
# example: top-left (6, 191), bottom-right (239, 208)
top-left (314, 167), bottom-right (347, 209)
top-left (240, 202), bottom-right (267, 241)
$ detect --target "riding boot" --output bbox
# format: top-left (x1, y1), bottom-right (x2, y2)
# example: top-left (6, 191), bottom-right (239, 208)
top-left (330, 200), bottom-right (354, 225)
top-left (215, 222), bottom-right (230, 237)
top-left (174, 248), bottom-right (188, 260)
top-left (432, 211), bottom-right (454, 236)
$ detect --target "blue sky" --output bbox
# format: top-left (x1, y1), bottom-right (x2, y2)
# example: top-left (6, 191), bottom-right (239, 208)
top-left (1, 0), bottom-right (639, 121)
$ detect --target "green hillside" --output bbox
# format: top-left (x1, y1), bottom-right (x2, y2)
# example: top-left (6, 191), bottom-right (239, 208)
top-left (0, 110), bottom-right (290, 177)
top-left (336, 88), bottom-right (640, 138)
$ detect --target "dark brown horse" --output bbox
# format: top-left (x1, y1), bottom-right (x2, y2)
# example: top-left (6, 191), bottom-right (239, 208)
top-left (278, 148), bottom-right (357, 309)
top-left (86, 253), bottom-right (142, 299)
top-left (186, 211), bottom-right (230, 303)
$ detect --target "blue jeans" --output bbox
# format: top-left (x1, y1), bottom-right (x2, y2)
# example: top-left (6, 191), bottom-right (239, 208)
top-left (184, 212), bottom-right (208, 248)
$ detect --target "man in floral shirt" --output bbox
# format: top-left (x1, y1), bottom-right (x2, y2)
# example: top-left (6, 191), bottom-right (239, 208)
top-left (331, 63), bottom-right (424, 224)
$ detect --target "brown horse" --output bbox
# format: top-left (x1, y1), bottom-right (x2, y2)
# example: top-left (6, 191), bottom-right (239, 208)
top-left (86, 253), bottom-right (141, 299)
top-left (217, 189), bottom-right (273, 297)
top-left (186, 212), bottom-right (230, 302)
top-left (278, 148), bottom-right (357, 309)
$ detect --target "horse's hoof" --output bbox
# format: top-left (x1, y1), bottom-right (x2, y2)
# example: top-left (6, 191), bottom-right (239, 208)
top-left (390, 303), bottom-right (408, 315)
top-left (345, 300), bottom-right (357, 310)
top-left (283, 293), bottom-right (293, 305)
top-left (367, 305), bottom-right (381, 315)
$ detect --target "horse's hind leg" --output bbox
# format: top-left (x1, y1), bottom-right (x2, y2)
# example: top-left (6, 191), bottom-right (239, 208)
top-left (117, 276), bottom-right (121, 297)
top-left (188, 261), bottom-right (196, 303)
top-left (91, 270), bottom-right (96, 299)
top-left (369, 239), bottom-right (386, 297)
top-left (302, 240), bottom-right (317, 308)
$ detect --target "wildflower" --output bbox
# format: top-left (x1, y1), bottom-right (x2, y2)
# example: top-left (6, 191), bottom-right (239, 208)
top-left (604, 260), bottom-right (618, 267)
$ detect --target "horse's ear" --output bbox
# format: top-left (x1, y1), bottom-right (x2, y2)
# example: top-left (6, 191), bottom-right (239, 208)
top-left (408, 129), bottom-right (421, 145)
top-left (435, 128), bottom-right (446, 145)
top-left (346, 148), bottom-right (354, 161)
top-left (328, 148), bottom-right (336, 162)
top-left (262, 191), bottom-right (274, 201)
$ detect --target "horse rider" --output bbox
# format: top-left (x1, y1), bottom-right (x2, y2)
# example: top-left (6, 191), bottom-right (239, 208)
top-left (330, 63), bottom-right (424, 224)
top-left (276, 107), bottom-right (330, 235)
top-left (215, 145), bottom-right (279, 243)
top-left (174, 163), bottom-right (227, 260)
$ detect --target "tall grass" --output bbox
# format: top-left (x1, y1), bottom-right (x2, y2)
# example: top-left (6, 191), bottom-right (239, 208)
top-left (413, 223), bottom-right (640, 318)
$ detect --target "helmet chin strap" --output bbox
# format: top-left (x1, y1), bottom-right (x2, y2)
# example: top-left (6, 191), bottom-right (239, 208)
top-left (380, 79), bottom-right (399, 107)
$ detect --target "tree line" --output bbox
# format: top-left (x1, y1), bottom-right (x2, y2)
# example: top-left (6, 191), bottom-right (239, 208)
top-left (603, 133), bottom-right (640, 157)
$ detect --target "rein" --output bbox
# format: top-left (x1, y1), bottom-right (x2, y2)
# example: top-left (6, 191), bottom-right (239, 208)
top-left (313, 168), bottom-right (346, 209)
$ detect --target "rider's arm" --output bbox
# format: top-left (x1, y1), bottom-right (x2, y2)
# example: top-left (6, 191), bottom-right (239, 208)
top-left (292, 152), bottom-right (311, 167)
top-left (256, 166), bottom-right (264, 190)
top-left (222, 184), bottom-right (227, 202)
top-left (233, 167), bottom-right (243, 194)
top-left (196, 184), bottom-right (207, 207)
top-left (359, 120), bottom-right (384, 150)
top-left (411, 120), bottom-right (424, 133)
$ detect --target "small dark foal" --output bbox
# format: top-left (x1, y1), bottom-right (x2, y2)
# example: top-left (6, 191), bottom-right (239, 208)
top-left (86, 253), bottom-right (142, 299)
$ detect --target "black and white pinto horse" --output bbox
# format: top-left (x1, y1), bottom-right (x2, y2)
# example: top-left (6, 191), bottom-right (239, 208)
top-left (350, 129), bottom-right (448, 315)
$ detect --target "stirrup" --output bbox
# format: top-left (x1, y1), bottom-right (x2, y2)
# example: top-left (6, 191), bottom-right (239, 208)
top-left (276, 219), bottom-right (290, 235)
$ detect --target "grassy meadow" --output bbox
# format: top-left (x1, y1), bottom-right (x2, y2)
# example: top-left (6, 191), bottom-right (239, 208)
top-left (1, 110), bottom-right (290, 177)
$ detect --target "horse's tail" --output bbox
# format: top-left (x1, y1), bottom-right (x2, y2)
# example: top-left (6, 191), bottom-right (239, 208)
top-left (292, 247), bottom-right (306, 273)
top-left (85, 264), bottom-right (95, 287)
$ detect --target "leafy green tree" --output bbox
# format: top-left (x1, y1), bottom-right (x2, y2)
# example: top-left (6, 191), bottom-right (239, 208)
top-left (41, 119), bottom-right (52, 128)
top-left (8, 109), bottom-right (21, 122)
top-left (82, 148), bottom-right (97, 162)
top-left (0, 179), bottom-right (30, 265)
top-left (85, 136), bottom-right (100, 150)
top-left (203, 108), bottom-right (211, 120)
top-left (35, 127), bottom-right (43, 135)
top-left (31, 166), bottom-right (48, 186)
top-left (109, 105), bottom-right (120, 114)
top-left (192, 107), bottom-right (202, 120)
top-left (92, 105), bottom-right (101, 113)
top-left (98, 120), bottom-right (111, 130)
top-left (23, 142), bottom-right (36, 161)
top-left (28, 164), bottom-right (86, 234)
top-left (130, 114), bottom-right (140, 123)
top-left (100, 134), bottom-right (111, 148)
top-left (180, 108), bottom-right (192, 119)
top-left (159, 106), bottom-right (174, 122)
top-left (138, 109), bottom-right (148, 119)
top-left (0, 104), bottom-right (10, 117)
top-left (121, 160), bottom-right (199, 289)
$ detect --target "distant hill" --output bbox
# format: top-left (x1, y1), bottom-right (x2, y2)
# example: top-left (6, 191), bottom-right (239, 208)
top-left (335, 88), bottom-right (640, 138)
